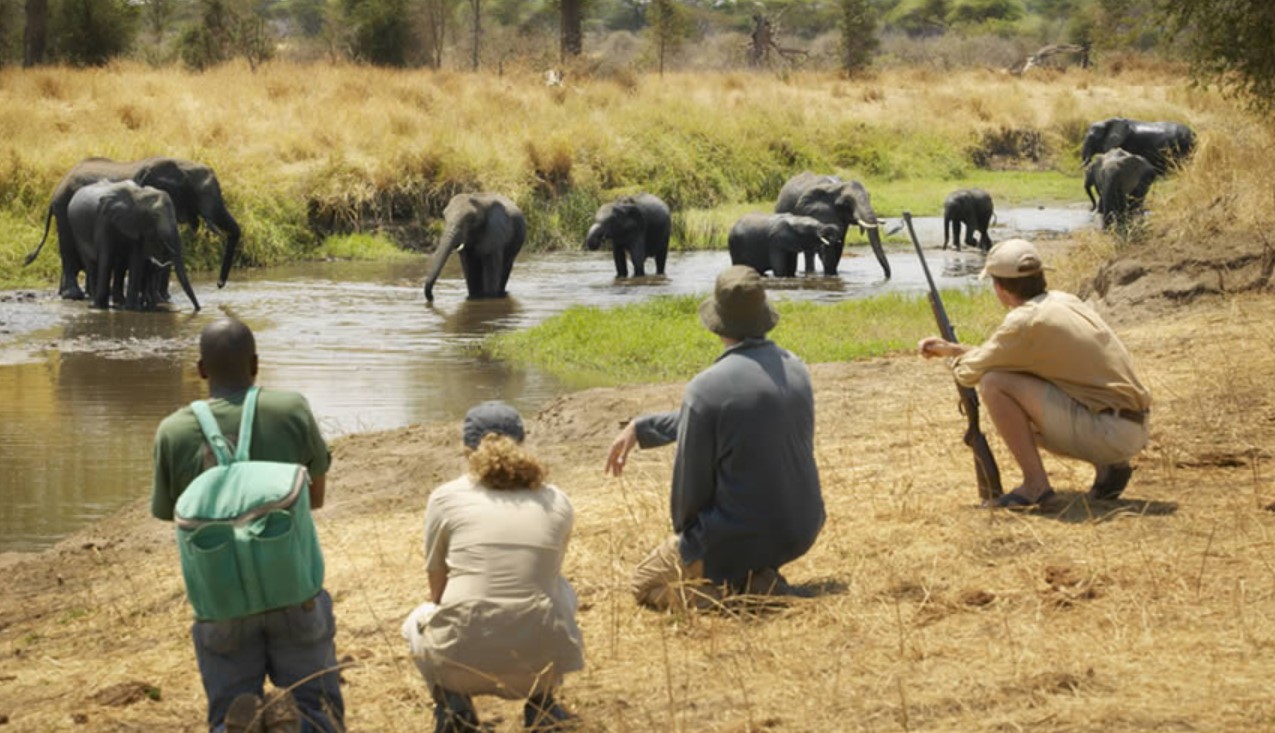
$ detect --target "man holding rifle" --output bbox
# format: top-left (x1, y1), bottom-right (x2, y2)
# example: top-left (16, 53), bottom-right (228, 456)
top-left (918, 239), bottom-right (1151, 506)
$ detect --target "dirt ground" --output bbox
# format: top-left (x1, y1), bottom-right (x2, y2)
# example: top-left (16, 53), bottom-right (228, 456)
top-left (4, 236), bottom-right (1275, 731)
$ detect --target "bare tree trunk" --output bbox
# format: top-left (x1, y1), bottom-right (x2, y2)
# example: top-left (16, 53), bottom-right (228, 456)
top-left (748, 14), bottom-right (771, 67)
top-left (469, 0), bottom-right (480, 71)
top-left (560, 0), bottom-right (581, 61)
top-left (23, 0), bottom-right (48, 67)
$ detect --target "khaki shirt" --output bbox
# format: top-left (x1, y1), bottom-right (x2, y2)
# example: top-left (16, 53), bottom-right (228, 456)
top-left (952, 291), bottom-right (1151, 413)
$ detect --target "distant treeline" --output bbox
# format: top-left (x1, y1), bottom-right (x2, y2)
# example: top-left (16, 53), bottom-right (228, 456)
top-left (0, 0), bottom-right (1199, 74)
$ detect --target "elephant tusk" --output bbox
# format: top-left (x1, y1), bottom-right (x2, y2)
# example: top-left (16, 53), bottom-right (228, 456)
top-left (150, 257), bottom-right (173, 268)
top-left (857, 219), bottom-right (880, 230)
top-left (456, 243), bottom-right (466, 252)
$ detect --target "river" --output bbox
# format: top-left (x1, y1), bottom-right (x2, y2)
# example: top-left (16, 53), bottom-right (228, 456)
top-left (0, 206), bottom-right (1091, 551)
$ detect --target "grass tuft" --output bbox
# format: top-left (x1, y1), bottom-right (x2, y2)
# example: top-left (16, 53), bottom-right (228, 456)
top-left (486, 288), bottom-right (1004, 386)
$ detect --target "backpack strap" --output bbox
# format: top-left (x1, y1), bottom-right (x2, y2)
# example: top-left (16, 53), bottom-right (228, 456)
top-left (189, 386), bottom-right (261, 467)
top-left (234, 387), bottom-right (260, 463)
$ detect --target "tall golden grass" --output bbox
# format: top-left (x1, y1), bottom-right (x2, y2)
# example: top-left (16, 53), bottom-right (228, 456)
top-left (0, 61), bottom-right (1220, 287)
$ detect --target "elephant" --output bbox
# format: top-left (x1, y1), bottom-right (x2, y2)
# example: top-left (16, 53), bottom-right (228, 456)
top-left (1090, 148), bottom-right (1157, 230)
top-left (424, 193), bottom-right (526, 302)
top-left (584, 193), bottom-right (671, 278)
top-left (774, 171), bottom-right (889, 278)
top-left (942, 188), bottom-right (994, 252)
top-left (23, 156), bottom-right (240, 300)
top-left (66, 180), bottom-right (200, 311)
top-left (1080, 118), bottom-right (1195, 176)
top-left (728, 213), bottom-right (842, 277)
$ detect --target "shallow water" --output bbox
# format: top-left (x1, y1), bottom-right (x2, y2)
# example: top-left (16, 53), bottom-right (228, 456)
top-left (0, 206), bottom-right (1092, 551)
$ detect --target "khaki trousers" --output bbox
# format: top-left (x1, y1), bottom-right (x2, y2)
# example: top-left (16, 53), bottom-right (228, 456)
top-left (630, 536), bottom-right (719, 611)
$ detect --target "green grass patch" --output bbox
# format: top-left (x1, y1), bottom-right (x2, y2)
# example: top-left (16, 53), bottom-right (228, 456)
top-left (486, 288), bottom-right (1004, 387)
top-left (314, 232), bottom-right (414, 261)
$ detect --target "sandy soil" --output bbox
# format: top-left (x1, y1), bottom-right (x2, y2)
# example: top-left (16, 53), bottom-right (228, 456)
top-left (3, 253), bottom-right (1275, 731)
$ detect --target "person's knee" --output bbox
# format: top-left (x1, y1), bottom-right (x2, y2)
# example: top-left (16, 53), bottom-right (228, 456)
top-left (979, 370), bottom-right (1015, 397)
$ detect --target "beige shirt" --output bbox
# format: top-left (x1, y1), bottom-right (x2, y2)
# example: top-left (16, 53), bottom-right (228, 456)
top-left (952, 290), bottom-right (1151, 413)
top-left (416, 474), bottom-right (584, 697)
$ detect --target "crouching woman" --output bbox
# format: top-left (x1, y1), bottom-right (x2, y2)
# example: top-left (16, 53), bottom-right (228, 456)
top-left (402, 401), bottom-right (584, 732)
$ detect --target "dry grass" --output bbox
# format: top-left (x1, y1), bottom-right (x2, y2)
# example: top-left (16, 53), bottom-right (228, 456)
top-left (4, 288), bottom-right (1275, 731)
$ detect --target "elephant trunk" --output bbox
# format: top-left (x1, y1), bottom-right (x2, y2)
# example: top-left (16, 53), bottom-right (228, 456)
top-left (424, 223), bottom-right (462, 302)
top-left (866, 224), bottom-right (890, 279)
top-left (585, 222), bottom-right (604, 251)
top-left (1081, 137), bottom-right (1099, 167)
top-left (216, 218), bottom-right (241, 289)
top-left (172, 248), bottom-right (200, 312)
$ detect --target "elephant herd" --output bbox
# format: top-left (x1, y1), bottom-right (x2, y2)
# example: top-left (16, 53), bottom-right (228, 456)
top-left (24, 118), bottom-right (1193, 310)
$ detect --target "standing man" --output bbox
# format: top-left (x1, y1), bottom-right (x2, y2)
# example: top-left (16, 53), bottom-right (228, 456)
top-left (606, 266), bottom-right (825, 609)
top-left (918, 239), bottom-right (1151, 506)
top-left (152, 318), bottom-right (344, 733)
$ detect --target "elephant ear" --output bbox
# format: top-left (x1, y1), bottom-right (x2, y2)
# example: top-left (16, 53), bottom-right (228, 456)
top-left (794, 184), bottom-right (835, 212)
top-left (614, 200), bottom-right (646, 234)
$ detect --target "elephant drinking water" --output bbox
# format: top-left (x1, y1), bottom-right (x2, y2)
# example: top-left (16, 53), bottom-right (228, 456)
top-left (585, 193), bottom-right (671, 278)
top-left (775, 171), bottom-right (889, 278)
top-left (424, 193), bottom-right (526, 302)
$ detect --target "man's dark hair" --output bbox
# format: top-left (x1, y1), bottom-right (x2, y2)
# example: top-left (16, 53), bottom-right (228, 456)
top-left (200, 319), bottom-right (256, 383)
top-left (993, 273), bottom-right (1048, 301)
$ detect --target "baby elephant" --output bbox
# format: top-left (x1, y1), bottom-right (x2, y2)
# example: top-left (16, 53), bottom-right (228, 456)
top-left (728, 213), bottom-right (841, 277)
top-left (585, 193), bottom-right (671, 278)
top-left (942, 188), bottom-right (994, 252)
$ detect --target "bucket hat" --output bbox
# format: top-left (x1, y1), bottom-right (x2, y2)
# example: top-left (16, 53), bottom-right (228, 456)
top-left (698, 266), bottom-right (779, 339)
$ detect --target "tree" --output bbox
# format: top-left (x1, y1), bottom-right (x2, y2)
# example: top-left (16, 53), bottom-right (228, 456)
top-left (648, 0), bottom-right (688, 74)
top-left (141, 0), bottom-right (176, 47)
top-left (343, 0), bottom-right (410, 65)
top-left (417, 0), bottom-right (452, 68)
top-left (177, 0), bottom-right (275, 70)
top-left (54, 0), bottom-right (138, 66)
top-left (839, 0), bottom-right (878, 75)
top-left (560, 0), bottom-right (580, 60)
top-left (23, 0), bottom-right (47, 65)
top-left (884, 0), bottom-right (946, 37)
top-left (1161, 0), bottom-right (1275, 115)
top-left (467, 0), bottom-right (480, 69)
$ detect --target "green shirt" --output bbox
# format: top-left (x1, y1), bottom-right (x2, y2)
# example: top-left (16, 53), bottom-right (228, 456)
top-left (151, 388), bottom-right (331, 521)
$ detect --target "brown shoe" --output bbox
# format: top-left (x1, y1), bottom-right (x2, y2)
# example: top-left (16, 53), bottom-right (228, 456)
top-left (224, 693), bottom-right (264, 733)
top-left (262, 690), bottom-right (301, 733)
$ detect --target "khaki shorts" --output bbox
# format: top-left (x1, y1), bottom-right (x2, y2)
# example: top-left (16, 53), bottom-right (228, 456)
top-left (1035, 383), bottom-right (1149, 466)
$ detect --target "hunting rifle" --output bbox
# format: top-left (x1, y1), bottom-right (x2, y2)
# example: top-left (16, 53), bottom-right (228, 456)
top-left (902, 211), bottom-right (1003, 502)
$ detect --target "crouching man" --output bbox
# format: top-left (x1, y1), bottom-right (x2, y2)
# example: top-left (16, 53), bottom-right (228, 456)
top-left (919, 239), bottom-right (1151, 506)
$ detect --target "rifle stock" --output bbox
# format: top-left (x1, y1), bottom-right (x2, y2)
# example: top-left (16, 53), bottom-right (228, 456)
top-left (903, 211), bottom-right (1004, 502)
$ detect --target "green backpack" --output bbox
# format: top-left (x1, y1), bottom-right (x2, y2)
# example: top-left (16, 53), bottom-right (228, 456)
top-left (174, 387), bottom-right (325, 620)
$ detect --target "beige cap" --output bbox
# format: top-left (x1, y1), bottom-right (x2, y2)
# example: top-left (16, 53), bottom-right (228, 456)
top-left (980, 239), bottom-right (1048, 279)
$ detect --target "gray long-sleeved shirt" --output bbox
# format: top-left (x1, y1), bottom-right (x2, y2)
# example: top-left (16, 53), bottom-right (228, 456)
top-left (634, 338), bottom-right (824, 585)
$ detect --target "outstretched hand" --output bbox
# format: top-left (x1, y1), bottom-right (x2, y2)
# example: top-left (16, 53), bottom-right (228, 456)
top-left (606, 421), bottom-right (638, 477)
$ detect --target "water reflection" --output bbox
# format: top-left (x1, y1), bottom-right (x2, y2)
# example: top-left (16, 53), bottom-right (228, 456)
top-left (0, 204), bottom-right (1093, 550)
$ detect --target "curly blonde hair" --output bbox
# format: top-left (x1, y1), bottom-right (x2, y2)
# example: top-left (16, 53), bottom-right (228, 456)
top-left (467, 434), bottom-right (547, 490)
